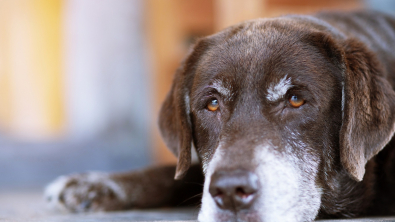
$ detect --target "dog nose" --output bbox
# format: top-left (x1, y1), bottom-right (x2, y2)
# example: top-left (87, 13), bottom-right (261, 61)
top-left (209, 170), bottom-right (259, 211)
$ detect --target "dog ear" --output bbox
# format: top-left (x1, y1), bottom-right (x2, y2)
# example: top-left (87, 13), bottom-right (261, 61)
top-left (304, 32), bottom-right (395, 181)
top-left (158, 39), bottom-right (210, 180)
top-left (340, 39), bottom-right (395, 181)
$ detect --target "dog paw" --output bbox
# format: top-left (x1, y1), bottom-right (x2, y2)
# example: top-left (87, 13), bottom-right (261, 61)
top-left (44, 172), bottom-right (128, 212)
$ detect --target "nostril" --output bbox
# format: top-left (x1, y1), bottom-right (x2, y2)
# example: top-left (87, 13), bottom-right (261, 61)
top-left (235, 187), bottom-right (254, 199)
top-left (212, 189), bottom-right (225, 207)
top-left (210, 188), bottom-right (224, 198)
top-left (234, 186), bottom-right (256, 209)
top-left (210, 189), bottom-right (230, 209)
top-left (209, 170), bottom-right (260, 211)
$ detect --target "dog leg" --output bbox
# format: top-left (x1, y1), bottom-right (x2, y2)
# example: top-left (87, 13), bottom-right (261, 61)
top-left (44, 164), bottom-right (203, 212)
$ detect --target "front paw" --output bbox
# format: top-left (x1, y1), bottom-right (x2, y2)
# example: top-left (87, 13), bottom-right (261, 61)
top-left (44, 172), bottom-right (128, 212)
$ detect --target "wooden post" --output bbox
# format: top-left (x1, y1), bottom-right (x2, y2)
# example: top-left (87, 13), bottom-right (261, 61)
top-left (214, 0), bottom-right (265, 31)
top-left (0, 0), bottom-right (64, 139)
top-left (145, 0), bottom-right (184, 164)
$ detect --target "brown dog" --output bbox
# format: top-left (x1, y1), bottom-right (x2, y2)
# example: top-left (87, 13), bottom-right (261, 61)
top-left (45, 10), bottom-right (395, 221)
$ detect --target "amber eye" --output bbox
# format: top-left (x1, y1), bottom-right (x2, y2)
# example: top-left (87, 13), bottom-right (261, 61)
top-left (289, 95), bottom-right (305, 108)
top-left (207, 99), bottom-right (219, 111)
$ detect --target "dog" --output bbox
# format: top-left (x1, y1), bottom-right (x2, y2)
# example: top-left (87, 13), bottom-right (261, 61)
top-left (45, 10), bottom-right (395, 221)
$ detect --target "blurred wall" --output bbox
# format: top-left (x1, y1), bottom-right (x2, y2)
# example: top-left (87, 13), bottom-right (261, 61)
top-left (0, 0), bottom-right (151, 189)
top-left (0, 0), bottom-right (64, 139)
top-left (64, 0), bottom-right (151, 139)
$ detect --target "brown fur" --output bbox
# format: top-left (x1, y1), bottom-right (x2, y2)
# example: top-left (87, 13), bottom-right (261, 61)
top-left (46, 10), bottom-right (395, 221)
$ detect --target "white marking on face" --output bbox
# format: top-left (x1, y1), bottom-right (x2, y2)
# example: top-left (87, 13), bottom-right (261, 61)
top-left (198, 143), bottom-right (226, 222)
top-left (267, 75), bottom-right (292, 101)
top-left (212, 80), bottom-right (231, 98)
top-left (253, 145), bottom-right (321, 222)
top-left (198, 142), bottom-right (322, 222)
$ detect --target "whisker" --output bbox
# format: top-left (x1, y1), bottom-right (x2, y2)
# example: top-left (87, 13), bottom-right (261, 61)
top-left (183, 181), bottom-right (204, 187)
top-left (177, 192), bottom-right (203, 206)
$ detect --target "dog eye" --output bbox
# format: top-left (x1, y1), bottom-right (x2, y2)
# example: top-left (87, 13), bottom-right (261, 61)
top-left (207, 99), bottom-right (219, 111)
top-left (289, 95), bottom-right (305, 108)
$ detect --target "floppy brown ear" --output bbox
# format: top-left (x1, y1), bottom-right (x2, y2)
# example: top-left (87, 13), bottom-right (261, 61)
top-left (340, 39), bottom-right (395, 181)
top-left (158, 39), bottom-right (210, 180)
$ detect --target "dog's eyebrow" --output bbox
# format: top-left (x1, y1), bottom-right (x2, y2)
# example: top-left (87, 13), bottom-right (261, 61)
top-left (266, 75), bottom-right (292, 101)
top-left (211, 80), bottom-right (231, 97)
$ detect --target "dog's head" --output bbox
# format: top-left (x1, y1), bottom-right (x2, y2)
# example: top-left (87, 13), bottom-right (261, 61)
top-left (159, 16), bottom-right (395, 222)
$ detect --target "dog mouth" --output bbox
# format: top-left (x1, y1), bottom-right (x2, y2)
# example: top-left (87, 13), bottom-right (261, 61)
top-left (198, 143), bottom-right (322, 222)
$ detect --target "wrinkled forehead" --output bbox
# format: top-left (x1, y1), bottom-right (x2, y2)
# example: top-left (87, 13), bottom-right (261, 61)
top-left (192, 22), bottom-right (333, 93)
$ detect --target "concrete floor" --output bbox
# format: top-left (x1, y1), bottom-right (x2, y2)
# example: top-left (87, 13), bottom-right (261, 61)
top-left (0, 190), bottom-right (199, 222)
top-left (1, 190), bottom-right (395, 222)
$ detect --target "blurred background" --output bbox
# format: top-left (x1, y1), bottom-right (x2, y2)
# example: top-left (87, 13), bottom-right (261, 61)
top-left (0, 0), bottom-right (394, 190)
